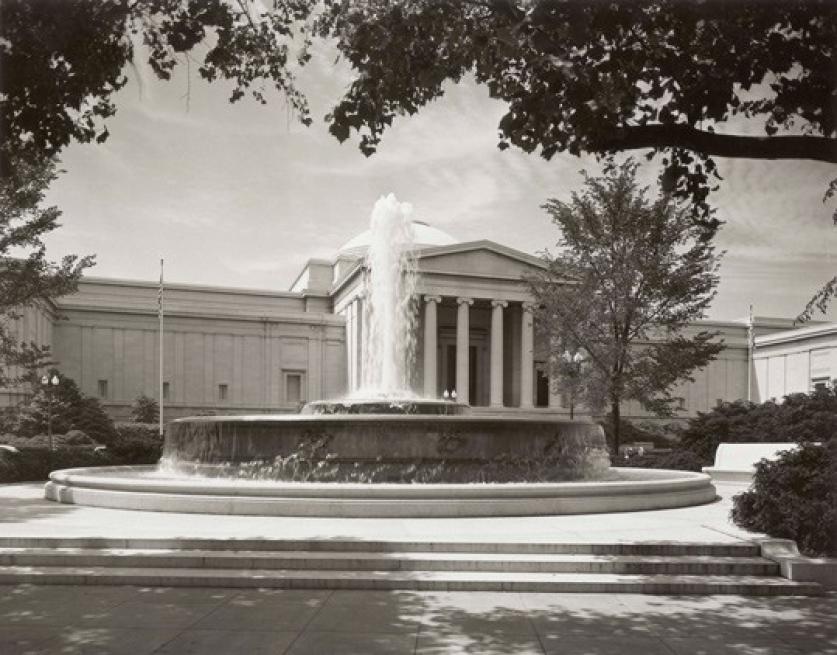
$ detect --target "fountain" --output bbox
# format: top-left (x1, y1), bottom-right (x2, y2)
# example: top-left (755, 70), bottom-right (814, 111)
top-left (44, 194), bottom-right (716, 517)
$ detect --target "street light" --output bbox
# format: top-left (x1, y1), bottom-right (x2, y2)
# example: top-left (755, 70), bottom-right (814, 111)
top-left (561, 350), bottom-right (585, 420)
top-left (40, 374), bottom-right (60, 452)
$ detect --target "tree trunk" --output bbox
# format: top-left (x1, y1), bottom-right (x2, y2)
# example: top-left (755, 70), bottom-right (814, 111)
top-left (611, 398), bottom-right (621, 458)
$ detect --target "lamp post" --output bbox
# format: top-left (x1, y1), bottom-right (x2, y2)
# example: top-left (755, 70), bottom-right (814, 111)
top-left (40, 374), bottom-right (60, 452)
top-left (561, 350), bottom-right (585, 420)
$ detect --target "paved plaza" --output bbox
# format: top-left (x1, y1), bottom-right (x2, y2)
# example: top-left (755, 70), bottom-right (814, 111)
top-left (1, 481), bottom-right (835, 653)
top-left (1, 584), bottom-right (835, 654)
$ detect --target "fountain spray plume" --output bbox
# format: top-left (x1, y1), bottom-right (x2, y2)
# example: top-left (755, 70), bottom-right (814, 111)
top-left (357, 193), bottom-right (418, 398)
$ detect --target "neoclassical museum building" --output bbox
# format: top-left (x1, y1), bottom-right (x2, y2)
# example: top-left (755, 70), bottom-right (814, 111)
top-left (2, 223), bottom-right (834, 421)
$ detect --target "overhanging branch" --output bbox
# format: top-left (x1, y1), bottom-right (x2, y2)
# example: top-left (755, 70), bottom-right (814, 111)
top-left (598, 124), bottom-right (837, 163)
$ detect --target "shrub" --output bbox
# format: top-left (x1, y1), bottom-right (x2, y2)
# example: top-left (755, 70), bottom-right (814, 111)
top-left (618, 449), bottom-right (704, 472)
top-left (130, 395), bottom-right (159, 423)
top-left (111, 422), bottom-right (163, 464)
top-left (0, 446), bottom-right (114, 483)
top-left (731, 442), bottom-right (837, 557)
top-left (679, 388), bottom-right (837, 463)
top-left (598, 416), bottom-right (682, 451)
top-left (14, 371), bottom-right (117, 445)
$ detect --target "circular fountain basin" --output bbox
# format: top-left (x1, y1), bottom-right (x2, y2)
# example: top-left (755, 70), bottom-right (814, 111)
top-left (44, 465), bottom-right (716, 517)
top-left (159, 414), bottom-right (611, 483)
top-left (44, 413), bottom-right (716, 516)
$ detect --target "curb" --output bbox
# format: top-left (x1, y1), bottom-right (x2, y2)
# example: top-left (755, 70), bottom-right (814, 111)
top-left (758, 538), bottom-right (837, 589)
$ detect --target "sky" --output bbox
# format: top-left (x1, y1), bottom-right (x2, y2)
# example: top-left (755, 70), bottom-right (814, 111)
top-left (42, 40), bottom-right (837, 323)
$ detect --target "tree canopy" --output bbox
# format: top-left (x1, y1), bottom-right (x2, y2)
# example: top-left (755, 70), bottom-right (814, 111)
top-left (4, 1), bottom-right (834, 213)
top-left (320, 0), bottom-right (837, 228)
top-left (0, 0), bottom-right (315, 174)
top-left (529, 160), bottom-right (724, 452)
top-left (0, 150), bottom-right (93, 386)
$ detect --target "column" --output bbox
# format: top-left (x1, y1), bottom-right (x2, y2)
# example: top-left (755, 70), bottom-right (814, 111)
top-left (490, 300), bottom-right (507, 407)
top-left (456, 297), bottom-right (473, 402)
top-left (423, 295), bottom-right (441, 397)
top-left (520, 302), bottom-right (534, 408)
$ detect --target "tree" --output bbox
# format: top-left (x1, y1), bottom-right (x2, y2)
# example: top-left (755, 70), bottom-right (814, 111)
top-left (0, 0), bottom-right (316, 176)
top-left (17, 369), bottom-right (117, 444)
top-left (0, 149), bottom-right (94, 386)
top-left (528, 160), bottom-right (724, 454)
top-left (319, 0), bottom-right (836, 228)
top-left (130, 394), bottom-right (159, 424)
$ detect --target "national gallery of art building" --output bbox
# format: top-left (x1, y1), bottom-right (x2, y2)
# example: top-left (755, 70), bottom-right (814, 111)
top-left (3, 223), bottom-right (836, 421)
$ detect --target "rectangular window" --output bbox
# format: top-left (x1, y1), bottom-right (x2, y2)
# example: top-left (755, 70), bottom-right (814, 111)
top-left (284, 371), bottom-right (305, 404)
top-left (97, 379), bottom-right (108, 399)
top-left (162, 382), bottom-right (170, 400)
top-left (812, 377), bottom-right (830, 392)
top-left (218, 384), bottom-right (228, 401)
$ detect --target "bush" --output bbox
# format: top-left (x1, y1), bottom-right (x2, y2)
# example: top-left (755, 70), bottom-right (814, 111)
top-left (619, 449), bottom-right (705, 472)
top-left (14, 371), bottom-right (118, 445)
top-left (680, 388), bottom-right (837, 463)
top-left (731, 442), bottom-right (837, 557)
top-left (110, 422), bottom-right (163, 464)
top-left (0, 446), bottom-right (114, 483)
top-left (598, 416), bottom-right (682, 451)
top-left (130, 395), bottom-right (159, 423)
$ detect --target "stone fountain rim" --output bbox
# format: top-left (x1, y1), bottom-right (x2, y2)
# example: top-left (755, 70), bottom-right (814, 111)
top-left (170, 414), bottom-right (600, 425)
top-left (48, 465), bottom-right (711, 497)
top-left (44, 464), bottom-right (717, 516)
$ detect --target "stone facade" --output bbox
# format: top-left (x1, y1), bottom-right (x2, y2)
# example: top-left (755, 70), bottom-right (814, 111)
top-left (0, 233), bottom-right (825, 421)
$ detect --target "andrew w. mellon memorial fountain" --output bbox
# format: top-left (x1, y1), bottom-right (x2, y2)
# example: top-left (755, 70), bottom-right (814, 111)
top-left (45, 195), bottom-right (716, 517)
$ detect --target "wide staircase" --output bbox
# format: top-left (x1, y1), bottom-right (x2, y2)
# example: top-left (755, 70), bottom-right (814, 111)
top-left (0, 537), bottom-right (820, 595)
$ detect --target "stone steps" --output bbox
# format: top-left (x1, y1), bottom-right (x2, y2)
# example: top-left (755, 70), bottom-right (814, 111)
top-left (0, 538), bottom-right (819, 595)
top-left (0, 548), bottom-right (779, 576)
top-left (0, 537), bottom-right (762, 556)
top-left (0, 565), bottom-right (819, 595)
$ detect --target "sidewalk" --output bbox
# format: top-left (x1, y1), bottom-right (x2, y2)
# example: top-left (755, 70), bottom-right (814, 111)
top-left (3, 481), bottom-right (835, 653)
top-left (0, 481), bottom-right (757, 545)
top-left (1, 584), bottom-right (835, 654)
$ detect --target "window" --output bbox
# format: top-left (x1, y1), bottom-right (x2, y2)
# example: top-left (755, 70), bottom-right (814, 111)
top-left (284, 371), bottom-right (305, 404)
top-left (218, 384), bottom-right (229, 401)
top-left (812, 377), bottom-right (830, 392)
top-left (97, 379), bottom-right (108, 399)
top-left (162, 382), bottom-right (170, 400)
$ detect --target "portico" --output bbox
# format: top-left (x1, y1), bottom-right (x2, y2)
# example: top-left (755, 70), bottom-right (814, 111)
top-left (334, 239), bottom-right (566, 411)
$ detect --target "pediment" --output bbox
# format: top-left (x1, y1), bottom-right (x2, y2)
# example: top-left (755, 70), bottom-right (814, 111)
top-left (416, 241), bottom-right (545, 279)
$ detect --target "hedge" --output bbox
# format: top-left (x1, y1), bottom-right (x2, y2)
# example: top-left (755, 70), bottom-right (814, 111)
top-left (731, 442), bottom-right (837, 557)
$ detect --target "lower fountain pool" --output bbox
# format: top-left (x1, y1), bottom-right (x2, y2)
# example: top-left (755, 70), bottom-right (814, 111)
top-left (44, 408), bottom-right (717, 517)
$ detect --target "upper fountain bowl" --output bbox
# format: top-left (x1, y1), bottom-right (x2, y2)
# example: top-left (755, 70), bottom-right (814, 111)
top-left (302, 398), bottom-right (470, 415)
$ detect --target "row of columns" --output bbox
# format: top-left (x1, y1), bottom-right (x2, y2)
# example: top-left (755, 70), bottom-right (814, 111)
top-left (423, 295), bottom-right (535, 408)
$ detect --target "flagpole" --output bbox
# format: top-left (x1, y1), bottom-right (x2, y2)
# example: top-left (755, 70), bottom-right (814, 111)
top-left (747, 304), bottom-right (754, 403)
top-left (159, 258), bottom-right (164, 437)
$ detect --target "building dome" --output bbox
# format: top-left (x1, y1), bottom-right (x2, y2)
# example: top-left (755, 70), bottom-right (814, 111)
top-left (338, 220), bottom-right (457, 256)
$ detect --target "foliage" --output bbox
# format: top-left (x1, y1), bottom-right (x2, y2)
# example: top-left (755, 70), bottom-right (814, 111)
top-left (130, 395), bottom-right (159, 424)
top-left (529, 161), bottom-right (723, 453)
top-left (679, 388), bottom-right (837, 463)
top-left (16, 370), bottom-right (117, 445)
top-left (0, 445), bottom-right (112, 484)
top-left (0, 0), bottom-right (316, 173)
top-left (320, 0), bottom-right (837, 227)
top-left (115, 422), bottom-right (160, 442)
top-left (732, 442), bottom-right (837, 557)
top-left (598, 416), bottom-right (682, 451)
top-left (4, 2), bottom-right (834, 227)
top-left (0, 149), bottom-right (94, 384)
top-left (618, 449), bottom-right (705, 473)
